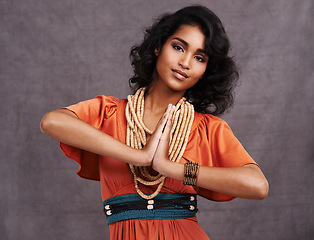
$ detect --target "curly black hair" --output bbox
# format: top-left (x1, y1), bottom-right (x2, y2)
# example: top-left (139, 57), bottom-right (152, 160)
top-left (129, 5), bottom-right (239, 115)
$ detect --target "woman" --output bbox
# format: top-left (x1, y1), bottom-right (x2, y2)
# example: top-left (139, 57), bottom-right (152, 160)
top-left (41, 5), bottom-right (268, 240)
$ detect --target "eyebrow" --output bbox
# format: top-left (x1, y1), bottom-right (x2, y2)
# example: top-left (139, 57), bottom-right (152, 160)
top-left (172, 37), bottom-right (208, 55)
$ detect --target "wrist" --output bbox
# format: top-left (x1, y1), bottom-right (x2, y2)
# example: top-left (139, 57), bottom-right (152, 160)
top-left (131, 148), bottom-right (152, 166)
top-left (116, 146), bottom-right (151, 166)
top-left (153, 156), bottom-right (169, 175)
top-left (157, 160), bottom-right (184, 181)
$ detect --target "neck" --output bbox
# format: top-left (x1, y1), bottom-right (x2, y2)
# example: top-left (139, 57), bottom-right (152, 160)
top-left (145, 83), bottom-right (185, 115)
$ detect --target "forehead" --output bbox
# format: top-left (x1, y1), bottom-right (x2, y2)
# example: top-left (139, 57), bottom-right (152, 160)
top-left (168, 25), bottom-right (206, 50)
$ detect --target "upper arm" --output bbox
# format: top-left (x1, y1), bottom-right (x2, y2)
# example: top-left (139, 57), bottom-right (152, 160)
top-left (56, 108), bottom-right (79, 118)
top-left (40, 108), bottom-right (78, 133)
top-left (242, 163), bottom-right (260, 170)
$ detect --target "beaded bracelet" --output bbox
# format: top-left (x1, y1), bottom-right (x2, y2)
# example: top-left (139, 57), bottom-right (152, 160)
top-left (183, 162), bottom-right (199, 186)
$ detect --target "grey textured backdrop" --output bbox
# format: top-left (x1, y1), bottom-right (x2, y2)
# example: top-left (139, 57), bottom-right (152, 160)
top-left (1, 0), bottom-right (313, 239)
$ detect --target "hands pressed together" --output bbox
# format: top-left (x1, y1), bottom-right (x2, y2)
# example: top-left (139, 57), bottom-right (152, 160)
top-left (141, 104), bottom-right (176, 173)
top-left (41, 103), bottom-right (268, 199)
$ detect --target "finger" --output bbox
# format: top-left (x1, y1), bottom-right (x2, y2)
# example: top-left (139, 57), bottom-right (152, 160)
top-left (163, 105), bottom-right (174, 132)
top-left (161, 105), bottom-right (175, 139)
top-left (153, 104), bottom-right (172, 137)
top-left (152, 106), bottom-right (175, 164)
top-left (156, 104), bottom-right (171, 127)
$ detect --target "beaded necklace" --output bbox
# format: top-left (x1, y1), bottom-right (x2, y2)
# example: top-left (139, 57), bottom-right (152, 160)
top-left (125, 87), bottom-right (195, 199)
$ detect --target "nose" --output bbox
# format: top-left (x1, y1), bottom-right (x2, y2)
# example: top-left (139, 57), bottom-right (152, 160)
top-left (179, 53), bottom-right (191, 69)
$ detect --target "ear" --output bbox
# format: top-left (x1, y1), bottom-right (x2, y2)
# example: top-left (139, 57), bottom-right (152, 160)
top-left (154, 48), bottom-right (159, 56)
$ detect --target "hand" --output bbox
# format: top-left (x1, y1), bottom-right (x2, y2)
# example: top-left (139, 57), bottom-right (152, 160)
top-left (151, 105), bottom-right (175, 172)
top-left (139, 104), bottom-right (175, 166)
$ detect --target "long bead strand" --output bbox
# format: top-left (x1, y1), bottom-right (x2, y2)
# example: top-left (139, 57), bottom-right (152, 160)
top-left (126, 87), bottom-right (194, 199)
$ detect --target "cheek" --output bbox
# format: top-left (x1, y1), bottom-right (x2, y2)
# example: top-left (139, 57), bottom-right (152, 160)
top-left (156, 54), bottom-right (170, 71)
top-left (189, 72), bottom-right (203, 87)
top-left (160, 52), bottom-right (175, 66)
top-left (158, 45), bottom-right (177, 64)
top-left (194, 65), bottom-right (207, 79)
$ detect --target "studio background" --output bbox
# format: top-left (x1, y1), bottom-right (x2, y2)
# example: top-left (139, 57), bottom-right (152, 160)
top-left (1, 0), bottom-right (313, 239)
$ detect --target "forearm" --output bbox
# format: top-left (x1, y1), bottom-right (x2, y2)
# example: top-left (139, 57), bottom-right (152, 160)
top-left (40, 109), bottom-right (149, 166)
top-left (158, 160), bottom-right (268, 200)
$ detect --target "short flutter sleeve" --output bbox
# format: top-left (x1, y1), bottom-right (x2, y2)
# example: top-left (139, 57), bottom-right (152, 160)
top-left (183, 113), bottom-right (258, 202)
top-left (59, 95), bottom-right (119, 181)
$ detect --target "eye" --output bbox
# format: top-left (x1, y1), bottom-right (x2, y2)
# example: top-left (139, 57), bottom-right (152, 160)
top-left (195, 55), bottom-right (206, 63)
top-left (172, 44), bottom-right (184, 52)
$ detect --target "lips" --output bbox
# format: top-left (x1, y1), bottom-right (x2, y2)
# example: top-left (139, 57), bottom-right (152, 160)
top-left (172, 69), bottom-right (189, 80)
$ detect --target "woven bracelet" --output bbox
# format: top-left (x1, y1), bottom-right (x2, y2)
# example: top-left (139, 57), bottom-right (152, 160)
top-left (183, 162), bottom-right (199, 186)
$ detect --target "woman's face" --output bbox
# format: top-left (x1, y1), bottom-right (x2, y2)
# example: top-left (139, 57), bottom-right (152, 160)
top-left (154, 24), bottom-right (208, 94)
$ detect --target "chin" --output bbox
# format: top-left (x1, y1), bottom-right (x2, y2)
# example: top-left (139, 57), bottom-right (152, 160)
top-left (165, 83), bottom-right (188, 93)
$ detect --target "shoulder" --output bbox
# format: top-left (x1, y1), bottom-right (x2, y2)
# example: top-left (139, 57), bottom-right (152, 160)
top-left (191, 111), bottom-right (230, 135)
top-left (64, 95), bottom-right (127, 122)
top-left (93, 95), bottom-right (120, 105)
top-left (91, 95), bottom-right (128, 118)
top-left (78, 95), bottom-right (125, 110)
top-left (67, 95), bottom-right (120, 108)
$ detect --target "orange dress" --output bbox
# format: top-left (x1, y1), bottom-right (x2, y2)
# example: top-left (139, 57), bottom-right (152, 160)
top-left (60, 95), bottom-right (257, 240)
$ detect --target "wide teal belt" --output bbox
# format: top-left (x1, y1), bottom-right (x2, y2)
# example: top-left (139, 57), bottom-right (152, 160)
top-left (103, 193), bottom-right (198, 224)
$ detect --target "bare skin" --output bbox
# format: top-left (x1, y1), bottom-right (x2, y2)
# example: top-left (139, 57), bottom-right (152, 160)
top-left (41, 105), bottom-right (174, 167)
top-left (41, 25), bottom-right (268, 200)
top-left (151, 112), bottom-right (268, 200)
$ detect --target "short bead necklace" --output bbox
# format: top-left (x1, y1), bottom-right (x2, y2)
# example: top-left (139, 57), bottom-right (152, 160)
top-left (126, 87), bottom-right (194, 199)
